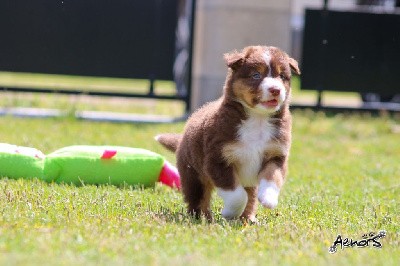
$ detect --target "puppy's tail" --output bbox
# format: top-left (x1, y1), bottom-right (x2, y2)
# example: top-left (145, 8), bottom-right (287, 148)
top-left (155, 133), bottom-right (182, 153)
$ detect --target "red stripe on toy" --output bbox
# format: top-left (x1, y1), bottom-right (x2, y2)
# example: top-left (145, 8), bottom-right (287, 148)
top-left (101, 150), bottom-right (117, 159)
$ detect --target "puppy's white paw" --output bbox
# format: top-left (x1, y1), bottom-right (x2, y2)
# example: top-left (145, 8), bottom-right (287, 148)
top-left (217, 186), bottom-right (248, 219)
top-left (258, 179), bottom-right (280, 209)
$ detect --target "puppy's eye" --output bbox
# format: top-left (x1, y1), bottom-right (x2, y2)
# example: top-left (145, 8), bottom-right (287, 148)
top-left (252, 73), bottom-right (261, 80)
top-left (279, 73), bottom-right (288, 81)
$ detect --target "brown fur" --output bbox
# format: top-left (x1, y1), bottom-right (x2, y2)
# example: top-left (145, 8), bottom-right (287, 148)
top-left (155, 133), bottom-right (181, 153)
top-left (157, 45), bottom-right (300, 221)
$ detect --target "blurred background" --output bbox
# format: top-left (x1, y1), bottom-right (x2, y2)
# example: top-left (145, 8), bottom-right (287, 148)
top-left (192, 0), bottom-right (400, 111)
top-left (0, 0), bottom-right (399, 121)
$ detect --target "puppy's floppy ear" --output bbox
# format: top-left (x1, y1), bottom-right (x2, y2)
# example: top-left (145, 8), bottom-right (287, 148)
top-left (288, 57), bottom-right (301, 75)
top-left (224, 51), bottom-right (244, 71)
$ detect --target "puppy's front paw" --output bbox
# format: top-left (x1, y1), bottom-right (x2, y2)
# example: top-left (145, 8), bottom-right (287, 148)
top-left (258, 179), bottom-right (279, 209)
top-left (217, 186), bottom-right (248, 219)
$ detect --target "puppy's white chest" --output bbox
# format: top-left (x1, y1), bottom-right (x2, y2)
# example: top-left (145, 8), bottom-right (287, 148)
top-left (223, 116), bottom-right (276, 187)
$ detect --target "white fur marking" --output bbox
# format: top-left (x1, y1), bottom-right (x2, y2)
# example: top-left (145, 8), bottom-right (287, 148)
top-left (260, 78), bottom-right (286, 103)
top-left (223, 117), bottom-right (276, 187)
top-left (258, 179), bottom-right (280, 209)
top-left (263, 50), bottom-right (271, 77)
top-left (217, 186), bottom-right (248, 219)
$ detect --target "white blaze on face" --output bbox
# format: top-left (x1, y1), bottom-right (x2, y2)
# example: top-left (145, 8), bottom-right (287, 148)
top-left (251, 49), bottom-right (287, 113)
top-left (263, 50), bottom-right (272, 76)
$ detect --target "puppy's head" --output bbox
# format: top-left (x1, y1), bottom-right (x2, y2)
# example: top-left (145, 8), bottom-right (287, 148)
top-left (224, 46), bottom-right (300, 114)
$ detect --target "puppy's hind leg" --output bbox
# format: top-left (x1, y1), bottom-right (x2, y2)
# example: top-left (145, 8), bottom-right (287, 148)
top-left (178, 160), bottom-right (212, 220)
top-left (198, 180), bottom-right (213, 221)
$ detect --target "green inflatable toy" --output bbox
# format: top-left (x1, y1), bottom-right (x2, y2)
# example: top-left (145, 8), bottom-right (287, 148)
top-left (0, 143), bottom-right (44, 179)
top-left (44, 145), bottom-right (162, 186)
top-left (0, 144), bottom-right (180, 189)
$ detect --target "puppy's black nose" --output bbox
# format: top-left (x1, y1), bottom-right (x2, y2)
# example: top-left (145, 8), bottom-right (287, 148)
top-left (269, 87), bottom-right (280, 96)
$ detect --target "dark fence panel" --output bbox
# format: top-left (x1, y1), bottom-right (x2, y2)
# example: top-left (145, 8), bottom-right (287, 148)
top-left (301, 9), bottom-right (400, 95)
top-left (0, 0), bottom-right (177, 80)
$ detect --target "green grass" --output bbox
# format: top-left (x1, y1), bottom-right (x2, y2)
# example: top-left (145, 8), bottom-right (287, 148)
top-left (0, 111), bottom-right (399, 265)
top-left (0, 72), bottom-right (398, 264)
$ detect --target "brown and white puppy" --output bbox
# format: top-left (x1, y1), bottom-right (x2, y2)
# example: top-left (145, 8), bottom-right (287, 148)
top-left (156, 45), bottom-right (300, 221)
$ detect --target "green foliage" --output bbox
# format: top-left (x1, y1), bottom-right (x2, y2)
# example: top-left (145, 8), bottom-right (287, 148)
top-left (0, 112), bottom-right (399, 265)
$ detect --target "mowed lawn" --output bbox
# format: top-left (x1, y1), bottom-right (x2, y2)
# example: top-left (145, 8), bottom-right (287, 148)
top-left (0, 110), bottom-right (399, 265)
